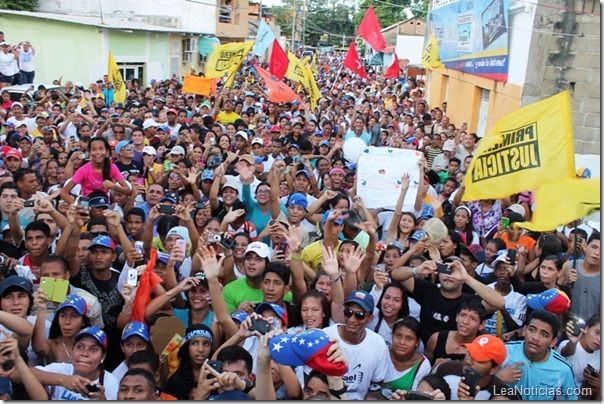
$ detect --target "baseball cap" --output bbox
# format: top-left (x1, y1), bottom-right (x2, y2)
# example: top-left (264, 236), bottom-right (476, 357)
top-left (234, 131), bottom-right (248, 141)
top-left (11, 102), bottom-right (23, 109)
top-left (527, 289), bottom-right (571, 315)
top-left (288, 143), bottom-right (300, 150)
top-left (0, 276), bottom-right (32, 297)
top-left (322, 209), bottom-right (343, 226)
top-left (296, 169), bottom-right (311, 179)
top-left (57, 295), bottom-right (88, 316)
top-left (18, 135), bottom-right (33, 144)
top-left (255, 302), bottom-right (288, 326)
top-left (200, 100), bottom-right (211, 109)
top-left (467, 244), bottom-right (486, 264)
top-left (344, 290), bottom-right (375, 312)
top-left (238, 154), bottom-right (255, 165)
top-left (142, 146), bottom-right (157, 156)
top-left (245, 241), bottom-right (271, 259)
top-left (443, 139), bottom-right (456, 151)
top-left (156, 252), bottom-right (171, 264)
top-left (269, 125), bottom-right (281, 133)
top-left (167, 108), bottom-right (178, 115)
top-left (492, 253), bottom-right (511, 266)
top-left (142, 119), bottom-right (160, 130)
top-left (5, 148), bottom-right (22, 160)
top-left (422, 218), bottom-right (448, 244)
top-left (201, 169), bottom-right (215, 181)
top-left (576, 167), bottom-right (592, 178)
top-left (171, 145), bottom-right (186, 155)
top-left (420, 203), bottom-right (434, 220)
top-left (222, 179), bottom-right (239, 192)
top-left (319, 140), bottom-right (331, 148)
top-left (122, 321), bottom-right (150, 342)
top-left (287, 193), bottom-right (308, 211)
top-left (505, 204), bottom-right (526, 217)
top-left (166, 226), bottom-right (189, 241)
top-left (231, 310), bottom-right (250, 323)
top-left (157, 124), bottom-right (170, 133)
top-left (87, 235), bottom-right (116, 252)
top-left (251, 137), bottom-right (264, 146)
top-left (75, 326), bottom-right (108, 350)
top-left (115, 140), bottom-right (133, 153)
top-left (210, 391), bottom-right (251, 400)
top-left (410, 229), bottom-right (426, 242)
top-left (463, 334), bottom-right (507, 365)
top-left (89, 196), bottom-right (110, 208)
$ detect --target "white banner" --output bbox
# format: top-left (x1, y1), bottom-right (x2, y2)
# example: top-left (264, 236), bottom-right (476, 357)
top-left (356, 147), bottom-right (423, 210)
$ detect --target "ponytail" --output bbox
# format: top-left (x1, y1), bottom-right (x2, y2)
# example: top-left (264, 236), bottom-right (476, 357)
top-left (103, 156), bottom-right (111, 181)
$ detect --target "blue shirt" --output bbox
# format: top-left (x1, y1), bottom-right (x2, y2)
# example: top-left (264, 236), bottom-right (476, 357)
top-left (241, 184), bottom-right (287, 243)
top-left (503, 341), bottom-right (578, 400)
top-left (344, 130), bottom-right (371, 145)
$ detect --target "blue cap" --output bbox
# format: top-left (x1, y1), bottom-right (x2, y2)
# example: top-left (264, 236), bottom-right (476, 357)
top-left (160, 193), bottom-right (178, 204)
top-left (110, 113), bottom-right (120, 118)
top-left (420, 203), bottom-right (434, 220)
top-left (156, 252), bottom-right (171, 264)
top-left (231, 310), bottom-right (250, 323)
top-left (345, 290), bottom-right (375, 312)
top-left (87, 235), bottom-right (116, 252)
top-left (201, 170), bottom-right (215, 181)
top-left (209, 391), bottom-right (251, 400)
top-left (0, 376), bottom-right (12, 396)
top-left (0, 276), bottom-right (32, 297)
top-left (75, 326), bottom-right (108, 349)
top-left (18, 134), bottom-right (33, 143)
top-left (410, 230), bottom-right (426, 241)
top-left (287, 193), bottom-right (308, 210)
top-left (57, 295), bottom-right (87, 316)
top-left (319, 140), bottom-right (331, 148)
top-left (295, 169), bottom-right (311, 179)
top-left (115, 140), bottom-right (133, 153)
top-left (322, 209), bottom-right (343, 225)
top-left (122, 321), bottom-right (150, 342)
top-left (255, 302), bottom-right (288, 326)
top-left (90, 196), bottom-right (110, 208)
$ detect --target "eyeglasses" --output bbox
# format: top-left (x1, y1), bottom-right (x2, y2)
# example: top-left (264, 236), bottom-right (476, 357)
top-left (114, 131), bottom-right (124, 134)
top-left (343, 308), bottom-right (369, 320)
top-left (123, 145), bottom-right (134, 151)
top-left (256, 190), bottom-right (270, 195)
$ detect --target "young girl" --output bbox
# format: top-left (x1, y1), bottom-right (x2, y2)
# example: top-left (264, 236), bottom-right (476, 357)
top-left (368, 281), bottom-right (410, 345)
top-left (451, 206), bottom-right (479, 245)
top-left (287, 290), bottom-right (331, 335)
top-left (60, 137), bottom-right (130, 204)
top-left (33, 294), bottom-right (91, 365)
top-left (164, 324), bottom-right (214, 400)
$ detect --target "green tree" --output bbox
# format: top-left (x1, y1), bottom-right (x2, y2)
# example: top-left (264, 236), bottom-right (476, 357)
top-left (354, 0), bottom-right (428, 29)
top-left (0, 0), bottom-right (37, 11)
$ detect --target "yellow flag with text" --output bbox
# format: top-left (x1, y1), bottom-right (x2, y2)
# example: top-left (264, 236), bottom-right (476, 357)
top-left (285, 52), bottom-right (310, 88)
top-left (517, 178), bottom-right (600, 231)
top-left (305, 63), bottom-right (320, 109)
top-left (206, 41), bottom-right (255, 84)
top-left (463, 91), bottom-right (575, 201)
top-left (421, 33), bottom-right (444, 69)
top-left (108, 52), bottom-right (126, 103)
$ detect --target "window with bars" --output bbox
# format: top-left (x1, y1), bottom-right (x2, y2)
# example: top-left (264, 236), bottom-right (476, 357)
top-left (182, 37), bottom-right (197, 64)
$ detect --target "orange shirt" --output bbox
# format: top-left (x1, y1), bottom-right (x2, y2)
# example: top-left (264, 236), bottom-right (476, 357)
top-left (495, 232), bottom-right (536, 253)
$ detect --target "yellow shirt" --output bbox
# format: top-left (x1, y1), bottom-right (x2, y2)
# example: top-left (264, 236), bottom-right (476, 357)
top-left (216, 111), bottom-right (241, 125)
top-left (301, 240), bottom-right (342, 272)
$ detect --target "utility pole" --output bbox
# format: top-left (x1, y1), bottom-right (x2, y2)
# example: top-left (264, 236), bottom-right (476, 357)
top-left (290, 0), bottom-right (296, 51)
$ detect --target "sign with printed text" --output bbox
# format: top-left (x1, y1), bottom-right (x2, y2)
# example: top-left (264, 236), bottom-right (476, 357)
top-left (357, 147), bottom-right (422, 210)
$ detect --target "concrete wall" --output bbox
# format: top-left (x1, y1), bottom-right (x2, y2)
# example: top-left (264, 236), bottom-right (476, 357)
top-left (37, 0), bottom-right (216, 35)
top-left (396, 35), bottom-right (425, 65)
top-left (521, 0), bottom-right (600, 154)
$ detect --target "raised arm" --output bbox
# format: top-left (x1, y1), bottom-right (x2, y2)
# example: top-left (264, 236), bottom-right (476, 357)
top-left (386, 174), bottom-right (411, 244)
top-left (269, 160), bottom-right (286, 219)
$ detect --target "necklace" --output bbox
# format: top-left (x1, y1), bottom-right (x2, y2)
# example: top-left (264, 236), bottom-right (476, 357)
top-left (61, 341), bottom-right (73, 363)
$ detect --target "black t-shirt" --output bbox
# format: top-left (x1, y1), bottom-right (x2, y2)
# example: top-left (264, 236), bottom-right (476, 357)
top-left (115, 159), bottom-right (143, 180)
top-left (410, 278), bottom-right (481, 343)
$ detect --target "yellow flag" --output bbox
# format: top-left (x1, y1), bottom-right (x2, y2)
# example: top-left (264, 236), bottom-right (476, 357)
top-left (311, 52), bottom-right (318, 74)
top-left (285, 52), bottom-right (310, 88)
top-left (517, 178), bottom-right (600, 231)
top-left (108, 51), bottom-right (126, 103)
top-left (206, 41), bottom-right (255, 84)
top-left (463, 91), bottom-right (575, 201)
top-left (422, 33), bottom-right (444, 69)
top-left (305, 63), bottom-right (320, 109)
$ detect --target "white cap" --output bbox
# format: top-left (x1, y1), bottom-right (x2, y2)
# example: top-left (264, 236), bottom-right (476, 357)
top-left (245, 242), bottom-right (271, 259)
top-left (222, 179), bottom-right (239, 192)
top-left (143, 119), bottom-right (160, 130)
top-left (443, 139), bottom-right (456, 151)
top-left (506, 203), bottom-right (526, 217)
top-left (492, 253), bottom-right (510, 266)
top-left (170, 145), bottom-right (186, 155)
top-left (142, 146), bottom-right (157, 156)
top-left (234, 131), bottom-right (248, 141)
top-left (251, 137), bottom-right (263, 146)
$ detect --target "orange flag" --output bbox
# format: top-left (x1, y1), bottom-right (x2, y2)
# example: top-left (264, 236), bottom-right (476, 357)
top-left (256, 65), bottom-right (302, 104)
top-left (131, 248), bottom-right (162, 323)
top-left (384, 53), bottom-right (400, 79)
top-left (183, 75), bottom-right (213, 96)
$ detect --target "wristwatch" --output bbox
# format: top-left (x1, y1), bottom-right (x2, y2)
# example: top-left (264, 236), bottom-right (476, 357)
top-left (329, 383), bottom-right (348, 399)
top-left (242, 379), bottom-right (254, 394)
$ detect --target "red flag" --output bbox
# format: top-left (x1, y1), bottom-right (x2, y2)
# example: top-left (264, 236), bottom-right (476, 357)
top-left (256, 65), bottom-right (302, 103)
top-left (343, 41), bottom-right (369, 79)
top-left (131, 248), bottom-right (162, 323)
top-left (357, 6), bottom-right (387, 51)
top-left (269, 39), bottom-right (289, 80)
top-left (383, 53), bottom-right (400, 79)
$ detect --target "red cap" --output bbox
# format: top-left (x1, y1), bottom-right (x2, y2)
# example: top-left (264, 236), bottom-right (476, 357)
top-left (167, 108), bottom-right (178, 115)
top-left (5, 148), bottom-right (22, 160)
top-left (463, 334), bottom-right (507, 365)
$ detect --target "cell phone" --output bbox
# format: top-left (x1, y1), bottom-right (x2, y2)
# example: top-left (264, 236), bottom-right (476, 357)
top-left (207, 360), bottom-right (223, 374)
top-left (175, 239), bottom-right (187, 254)
top-left (134, 241), bottom-right (145, 257)
top-left (86, 383), bottom-right (100, 393)
top-left (586, 364), bottom-right (598, 376)
top-left (249, 317), bottom-right (270, 335)
top-left (436, 262), bottom-right (452, 275)
top-left (194, 201), bottom-right (206, 209)
top-left (23, 200), bottom-right (34, 207)
top-left (500, 217), bottom-right (510, 229)
top-left (406, 390), bottom-right (434, 400)
top-left (158, 204), bottom-right (175, 214)
top-left (220, 236), bottom-right (236, 250)
top-left (507, 249), bottom-right (517, 263)
top-left (135, 177), bottom-right (145, 187)
top-left (164, 160), bottom-right (171, 171)
top-left (127, 268), bottom-right (138, 287)
top-left (570, 316), bottom-right (586, 337)
top-left (78, 196), bottom-right (90, 209)
top-left (463, 366), bottom-right (481, 397)
top-left (276, 242), bottom-right (288, 256)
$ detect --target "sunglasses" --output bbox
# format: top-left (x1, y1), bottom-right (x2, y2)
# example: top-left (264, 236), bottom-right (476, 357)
top-left (343, 308), bottom-right (369, 320)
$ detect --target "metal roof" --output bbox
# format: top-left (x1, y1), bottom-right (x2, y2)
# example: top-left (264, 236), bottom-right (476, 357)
top-left (0, 9), bottom-right (212, 35)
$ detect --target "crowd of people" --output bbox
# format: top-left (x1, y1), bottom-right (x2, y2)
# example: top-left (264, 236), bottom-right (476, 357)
top-left (0, 47), bottom-right (600, 401)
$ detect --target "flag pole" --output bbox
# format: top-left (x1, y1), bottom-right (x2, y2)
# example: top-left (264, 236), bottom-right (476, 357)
top-left (329, 64), bottom-right (345, 93)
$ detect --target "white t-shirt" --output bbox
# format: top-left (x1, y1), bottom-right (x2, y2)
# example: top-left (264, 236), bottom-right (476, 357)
top-left (557, 339), bottom-right (600, 387)
top-left (34, 362), bottom-right (119, 400)
top-left (383, 353), bottom-right (431, 390)
top-left (18, 48), bottom-right (35, 72)
top-left (0, 51), bottom-right (19, 76)
top-left (444, 374), bottom-right (493, 400)
top-left (7, 116), bottom-right (36, 132)
top-left (484, 283), bottom-right (527, 336)
top-left (322, 324), bottom-right (389, 400)
top-left (111, 361), bottom-right (128, 383)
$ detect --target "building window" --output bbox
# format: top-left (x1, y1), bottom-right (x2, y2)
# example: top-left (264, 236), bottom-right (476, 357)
top-left (220, 0), bottom-right (232, 23)
top-left (182, 37), bottom-right (197, 64)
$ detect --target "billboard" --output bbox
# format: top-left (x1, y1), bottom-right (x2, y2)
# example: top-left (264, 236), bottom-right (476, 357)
top-left (427, 0), bottom-right (509, 81)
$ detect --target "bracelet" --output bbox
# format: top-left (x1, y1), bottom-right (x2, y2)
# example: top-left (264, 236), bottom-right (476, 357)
top-left (224, 254), bottom-right (233, 258)
top-left (329, 384), bottom-right (348, 399)
top-left (412, 267), bottom-right (418, 277)
top-left (329, 274), bottom-right (342, 283)
top-left (290, 254), bottom-right (303, 261)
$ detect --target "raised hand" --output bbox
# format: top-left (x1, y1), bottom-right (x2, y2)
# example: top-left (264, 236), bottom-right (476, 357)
top-left (321, 245), bottom-right (339, 277)
top-left (342, 245), bottom-right (365, 274)
top-left (200, 246), bottom-right (225, 280)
